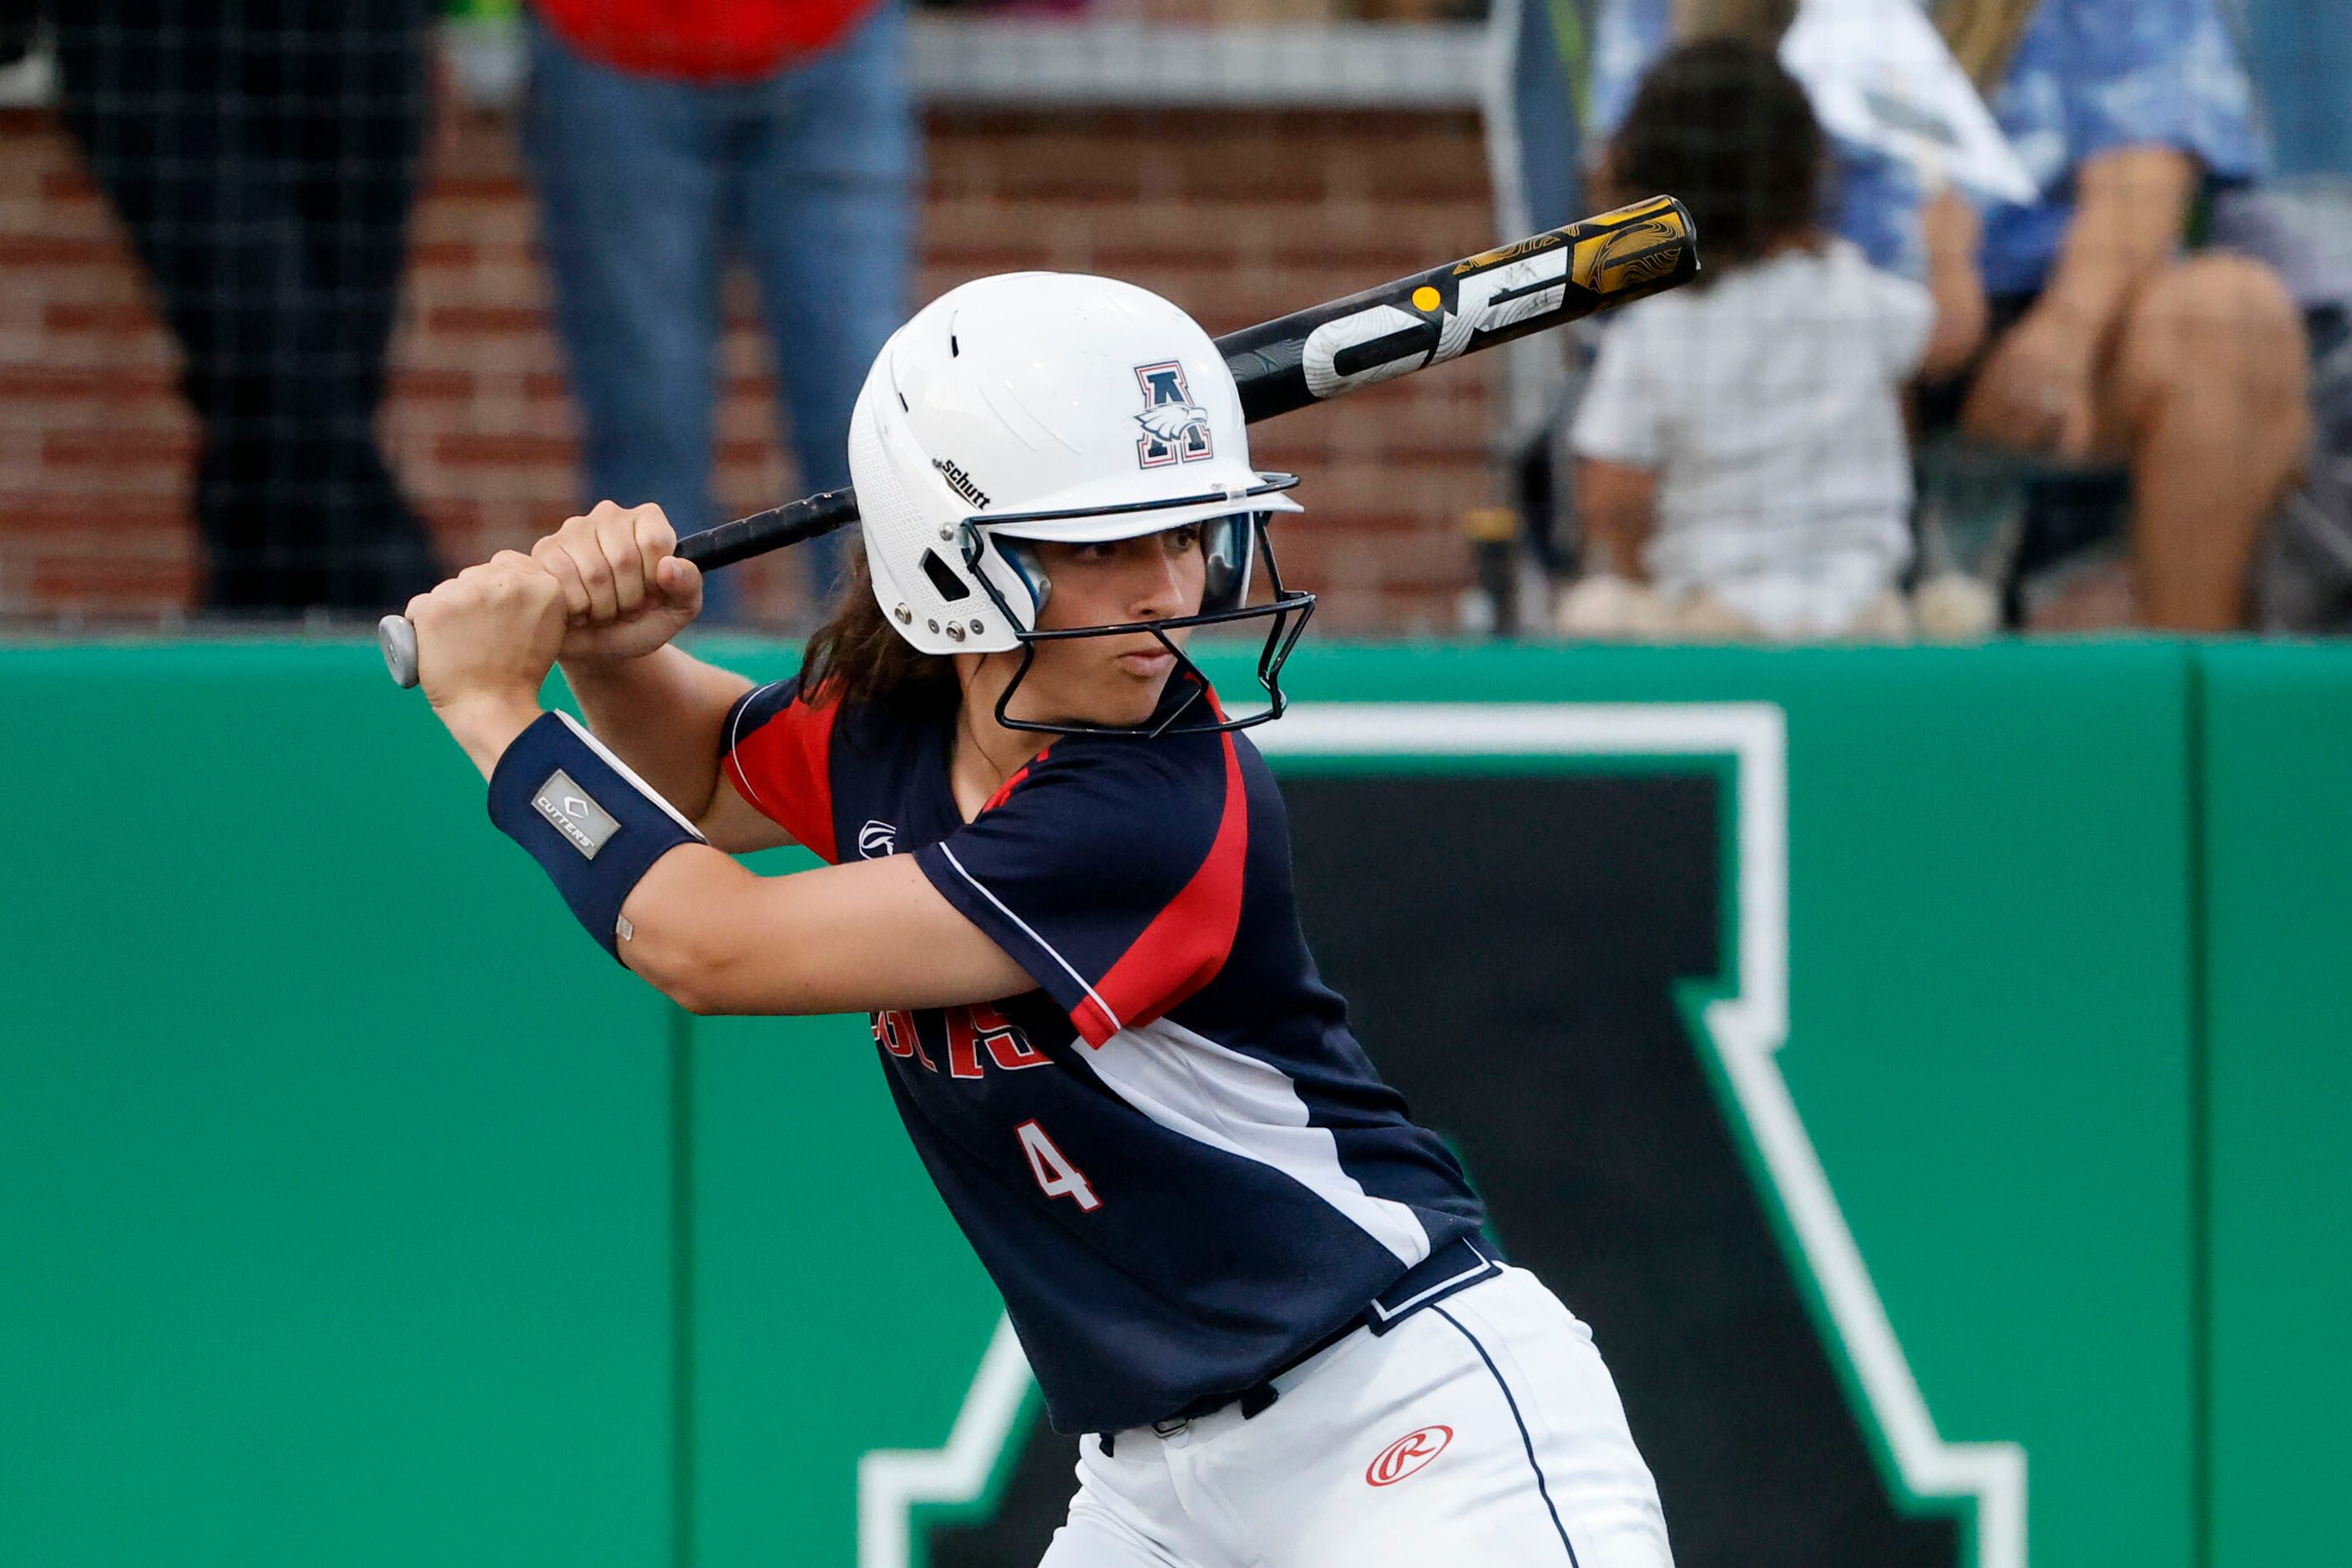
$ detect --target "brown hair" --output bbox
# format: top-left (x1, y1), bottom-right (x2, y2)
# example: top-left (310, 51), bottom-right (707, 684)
top-left (797, 550), bottom-right (962, 713)
top-left (1613, 37), bottom-right (1824, 271)
top-left (1673, 0), bottom-right (2040, 90)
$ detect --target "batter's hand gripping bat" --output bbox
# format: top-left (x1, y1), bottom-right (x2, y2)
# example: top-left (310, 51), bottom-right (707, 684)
top-left (382, 195), bottom-right (1697, 687)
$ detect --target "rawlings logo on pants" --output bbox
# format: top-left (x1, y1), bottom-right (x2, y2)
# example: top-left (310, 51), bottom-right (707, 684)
top-left (1365, 1424), bottom-right (1454, 1486)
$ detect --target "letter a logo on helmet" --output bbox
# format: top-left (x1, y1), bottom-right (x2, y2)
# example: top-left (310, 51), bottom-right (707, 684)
top-left (1134, 362), bottom-right (1213, 468)
top-left (843, 271), bottom-right (1316, 738)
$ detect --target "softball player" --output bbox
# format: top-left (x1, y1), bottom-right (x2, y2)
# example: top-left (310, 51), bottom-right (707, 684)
top-left (407, 273), bottom-right (1674, 1566)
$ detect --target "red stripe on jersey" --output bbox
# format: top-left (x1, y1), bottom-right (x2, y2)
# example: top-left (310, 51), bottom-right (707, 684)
top-left (1071, 993), bottom-right (1118, 1047)
top-left (1074, 730), bottom-right (1249, 1047)
top-left (979, 743), bottom-right (1055, 817)
top-left (723, 687), bottom-right (841, 863)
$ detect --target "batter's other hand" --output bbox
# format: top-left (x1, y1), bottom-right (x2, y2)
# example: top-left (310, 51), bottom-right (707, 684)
top-left (403, 550), bottom-right (569, 717)
top-left (533, 500), bottom-right (706, 664)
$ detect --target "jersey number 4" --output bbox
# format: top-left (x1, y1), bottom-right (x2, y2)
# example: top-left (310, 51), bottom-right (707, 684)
top-left (1015, 1120), bottom-right (1101, 1212)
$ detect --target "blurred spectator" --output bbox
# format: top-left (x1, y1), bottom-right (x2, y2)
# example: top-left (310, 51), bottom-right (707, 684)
top-left (1591, 0), bottom-right (2313, 632)
top-left (1560, 38), bottom-right (1990, 641)
top-left (2245, 0), bottom-right (2352, 179)
top-left (521, 0), bottom-right (917, 619)
top-left (51, 0), bottom-right (447, 616)
top-left (0, 1), bottom-right (34, 68)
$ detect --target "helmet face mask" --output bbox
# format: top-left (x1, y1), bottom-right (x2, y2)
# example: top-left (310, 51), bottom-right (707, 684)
top-left (847, 271), bottom-right (1319, 737)
top-left (964, 511), bottom-right (1316, 738)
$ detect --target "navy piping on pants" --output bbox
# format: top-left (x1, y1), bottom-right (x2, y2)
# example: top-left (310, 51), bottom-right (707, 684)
top-left (1432, 1303), bottom-right (1581, 1565)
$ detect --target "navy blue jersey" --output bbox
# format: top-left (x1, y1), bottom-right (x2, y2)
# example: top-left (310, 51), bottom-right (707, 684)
top-left (721, 674), bottom-right (1488, 1434)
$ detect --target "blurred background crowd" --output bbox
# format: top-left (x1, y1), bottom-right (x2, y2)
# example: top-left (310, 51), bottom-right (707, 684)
top-left (0, 0), bottom-right (2345, 639)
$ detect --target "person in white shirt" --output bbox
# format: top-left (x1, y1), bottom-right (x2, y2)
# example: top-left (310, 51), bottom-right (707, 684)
top-left (1564, 36), bottom-right (1990, 640)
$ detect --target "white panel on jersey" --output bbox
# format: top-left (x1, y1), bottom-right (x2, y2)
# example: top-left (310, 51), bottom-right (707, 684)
top-left (1090, 1017), bottom-right (1434, 1266)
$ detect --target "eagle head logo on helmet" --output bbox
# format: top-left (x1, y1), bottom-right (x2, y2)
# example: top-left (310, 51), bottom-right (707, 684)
top-left (844, 271), bottom-right (1315, 738)
top-left (1132, 362), bottom-right (1214, 468)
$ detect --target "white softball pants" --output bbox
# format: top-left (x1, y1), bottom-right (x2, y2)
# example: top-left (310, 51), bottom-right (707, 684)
top-left (1039, 1266), bottom-right (1674, 1568)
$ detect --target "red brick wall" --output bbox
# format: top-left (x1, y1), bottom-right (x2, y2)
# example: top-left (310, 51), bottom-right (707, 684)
top-left (0, 103), bottom-right (1496, 632)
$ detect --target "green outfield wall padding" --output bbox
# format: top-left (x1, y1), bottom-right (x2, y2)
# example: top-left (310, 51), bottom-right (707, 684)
top-left (0, 636), bottom-right (2345, 1568)
top-left (0, 645), bottom-right (675, 1566)
top-left (2197, 645), bottom-right (2352, 1568)
top-left (688, 1004), bottom-right (1016, 1567)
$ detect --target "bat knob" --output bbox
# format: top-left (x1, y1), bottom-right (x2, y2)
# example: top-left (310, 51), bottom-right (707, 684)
top-left (380, 614), bottom-right (421, 689)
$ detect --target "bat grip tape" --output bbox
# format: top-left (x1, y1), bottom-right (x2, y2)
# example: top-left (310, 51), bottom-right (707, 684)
top-left (488, 711), bottom-right (706, 961)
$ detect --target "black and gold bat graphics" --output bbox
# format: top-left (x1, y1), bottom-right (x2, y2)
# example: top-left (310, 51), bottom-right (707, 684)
top-left (1219, 195), bottom-right (1697, 421)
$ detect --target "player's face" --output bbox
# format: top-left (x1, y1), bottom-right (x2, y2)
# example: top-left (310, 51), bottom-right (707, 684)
top-left (1019, 524), bottom-right (1207, 727)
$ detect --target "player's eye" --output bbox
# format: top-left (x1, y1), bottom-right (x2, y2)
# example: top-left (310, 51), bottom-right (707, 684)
top-left (1165, 524), bottom-right (1201, 554)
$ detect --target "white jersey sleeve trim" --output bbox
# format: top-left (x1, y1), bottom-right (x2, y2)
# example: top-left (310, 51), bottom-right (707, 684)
top-left (936, 842), bottom-right (1125, 1036)
top-left (1090, 1016), bottom-right (1433, 1266)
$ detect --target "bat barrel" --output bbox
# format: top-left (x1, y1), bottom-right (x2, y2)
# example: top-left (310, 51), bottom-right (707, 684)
top-left (1220, 195), bottom-right (1697, 424)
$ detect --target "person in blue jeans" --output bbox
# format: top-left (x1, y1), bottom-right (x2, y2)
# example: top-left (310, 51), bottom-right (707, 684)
top-left (522, 0), bottom-right (917, 619)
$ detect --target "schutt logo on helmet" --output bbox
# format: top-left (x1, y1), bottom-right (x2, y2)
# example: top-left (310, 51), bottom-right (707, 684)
top-left (930, 456), bottom-right (991, 509)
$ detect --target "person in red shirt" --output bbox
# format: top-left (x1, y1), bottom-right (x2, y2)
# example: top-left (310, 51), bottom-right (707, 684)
top-left (534, 0), bottom-right (880, 77)
top-left (521, 0), bottom-right (915, 618)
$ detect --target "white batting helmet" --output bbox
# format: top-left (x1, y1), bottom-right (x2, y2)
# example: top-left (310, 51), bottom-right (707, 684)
top-left (845, 272), bottom-right (1313, 731)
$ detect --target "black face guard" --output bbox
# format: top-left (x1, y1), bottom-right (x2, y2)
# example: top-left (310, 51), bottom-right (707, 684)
top-left (959, 510), bottom-right (1317, 739)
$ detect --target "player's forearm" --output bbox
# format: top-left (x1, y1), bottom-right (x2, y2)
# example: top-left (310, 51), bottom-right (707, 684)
top-left (2037, 146), bottom-right (2195, 344)
top-left (559, 645), bottom-right (753, 820)
top-left (441, 690), bottom-right (545, 781)
top-left (620, 851), bottom-right (1033, 1018)
top-left (620, 857), bottom-right (862, 1018)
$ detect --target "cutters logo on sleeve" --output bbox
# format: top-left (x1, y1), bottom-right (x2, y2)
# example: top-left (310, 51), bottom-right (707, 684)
top-left (1134, 362), bottom-right (1215, 468)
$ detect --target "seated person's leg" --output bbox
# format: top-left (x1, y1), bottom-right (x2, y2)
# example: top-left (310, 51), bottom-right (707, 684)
top-left (2102, 253), bottom-right (2311, 631)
